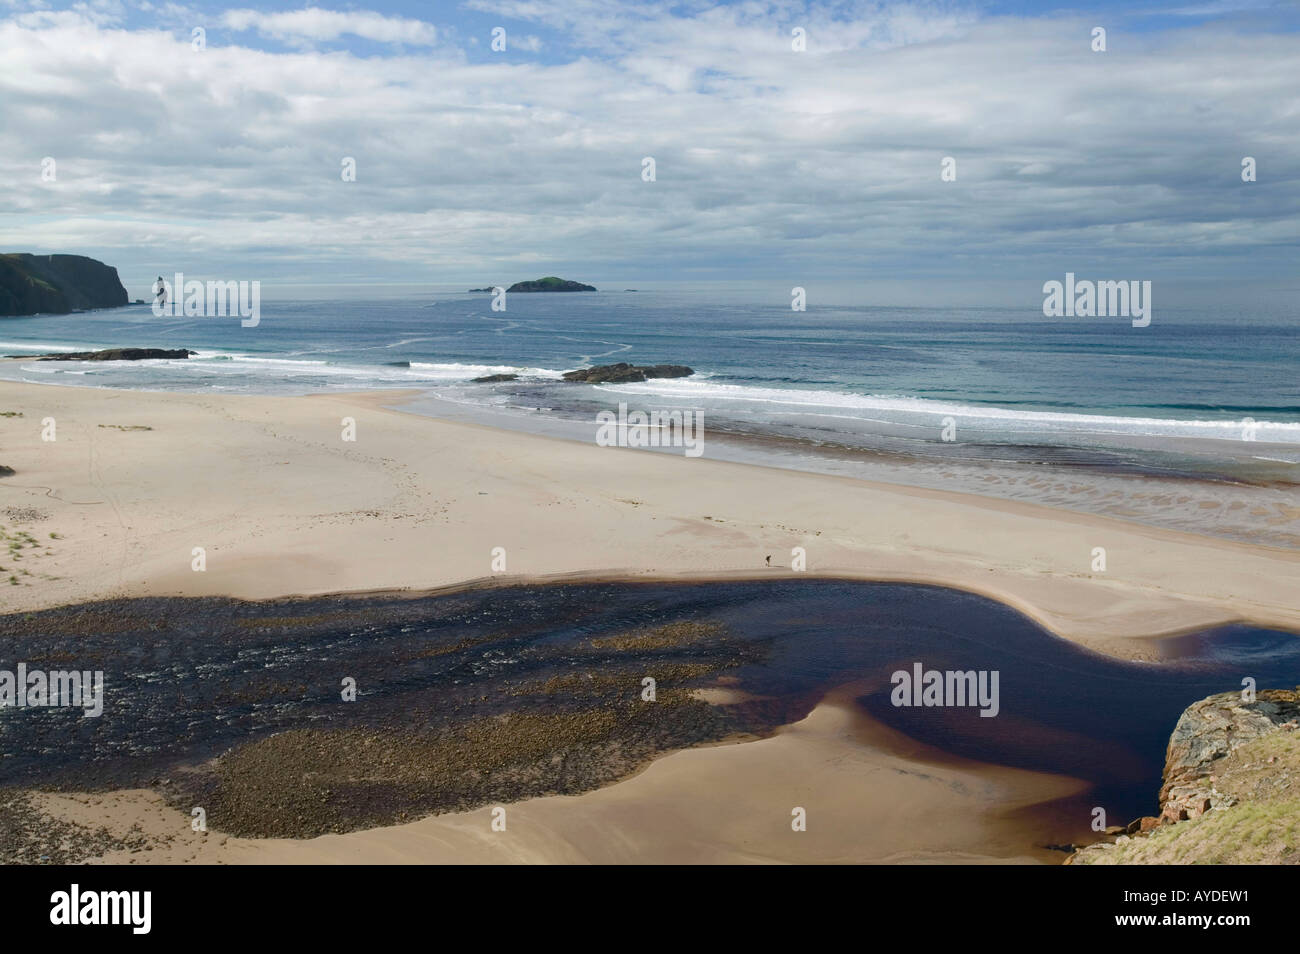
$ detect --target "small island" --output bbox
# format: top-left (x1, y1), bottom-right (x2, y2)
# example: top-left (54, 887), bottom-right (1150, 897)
top-left (467, 278), bottom-right (597, 293)
top-left (507, 277), bottom-right (596, 293)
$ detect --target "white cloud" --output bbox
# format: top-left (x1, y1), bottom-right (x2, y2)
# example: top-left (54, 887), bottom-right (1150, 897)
top-left (220, 7), bottom-right (437, 47)
top-left (0, 3), bottom-right (1296, 285)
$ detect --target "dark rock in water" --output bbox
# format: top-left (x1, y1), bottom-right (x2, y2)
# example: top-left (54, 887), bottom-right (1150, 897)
top-left (471, 373), bottom-right (518, 383)
top-left (506, 277), bottom-right (597, 293)
top-left (562, 362), bottom-right (693, 384)
top-left (0, 253), bottom-right (129, 317)
top-left (467, 287), bottom-right (495, 293)
top-left (30, 348), bottom-right (197, 362)
top-left (0, 465), bottom-right (13, 477)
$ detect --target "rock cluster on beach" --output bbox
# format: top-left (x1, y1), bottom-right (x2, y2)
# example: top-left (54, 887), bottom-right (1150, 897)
top-left (562, 362), bottom-right (693, 383)
top-left (0, 253), bottom-right (129, 317)
top-left (1070, 687), bottom-right (1300, 864)
top-left (0, 791), bottom-right (151, 864)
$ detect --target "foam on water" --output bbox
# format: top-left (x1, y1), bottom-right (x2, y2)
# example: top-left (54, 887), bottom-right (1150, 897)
top-left (596, 378), bottom-right (1300, 441)
top-left (1, 292), bottom-right (1296, 545)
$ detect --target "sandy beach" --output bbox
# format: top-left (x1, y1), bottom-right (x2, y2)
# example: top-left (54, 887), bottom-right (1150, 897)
top-left (31, 687), bottom-right (1087, 865)
top-left (3, 377), bottom-right (1299, 864)
top-left (3, 379), bottom-right (1298, 653)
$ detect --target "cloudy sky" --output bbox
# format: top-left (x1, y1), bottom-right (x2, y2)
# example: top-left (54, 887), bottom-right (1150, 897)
top-left (1, 0), bottom-right (1297, 294)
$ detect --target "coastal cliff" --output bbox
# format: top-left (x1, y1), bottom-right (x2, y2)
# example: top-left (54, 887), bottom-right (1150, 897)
top-left (0, 253), bottom-right (129, 317)
top-left (1071, 687), bottom-right (1300, 864)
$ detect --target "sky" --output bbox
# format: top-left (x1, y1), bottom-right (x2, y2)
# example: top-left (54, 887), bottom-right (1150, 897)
top-left (1, 0), bottom-right (1298, 294)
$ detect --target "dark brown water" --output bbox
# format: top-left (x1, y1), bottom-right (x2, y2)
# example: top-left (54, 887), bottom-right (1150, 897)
top-left (2, 579), bottom-right (1297, 838)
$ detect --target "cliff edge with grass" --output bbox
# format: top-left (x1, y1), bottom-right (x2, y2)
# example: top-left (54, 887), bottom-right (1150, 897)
top-left (1071, 687), bottom-right (1300, 864)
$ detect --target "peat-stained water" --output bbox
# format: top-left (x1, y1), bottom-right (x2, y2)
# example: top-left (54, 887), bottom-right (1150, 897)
top-left (2, 579), bottom-right (1297, 831)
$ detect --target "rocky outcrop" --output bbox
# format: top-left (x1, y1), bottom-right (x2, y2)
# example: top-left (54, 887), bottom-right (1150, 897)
top-left (562, 362), bottom-right (693, 384)
top-left (27, 348), bottom-right (196, 361)
top-left (0, 254), bottom-right (129, 317)
top-left (506, 277), bottom-right (596, 293)
top-left (1070, 687), bottom-right (1300, 864)
top-left (1158, 688), bottom-right (1300, 822)
top-left (470, 373), bottom-right (518, 383)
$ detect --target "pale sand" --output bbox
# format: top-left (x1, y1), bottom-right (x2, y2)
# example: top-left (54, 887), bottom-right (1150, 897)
top-left (39, 689), bottom-right (1085, 864)
top-left (3, 378), bottom-right (1298, 864)
top-left (2, 380), bottom-right (1297, 658)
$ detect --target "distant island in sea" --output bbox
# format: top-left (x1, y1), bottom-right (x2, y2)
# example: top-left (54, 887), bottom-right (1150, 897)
top-left (0, 253), bottom-right (128, 317)
top-left (468, 277), bottom-right (597, 293)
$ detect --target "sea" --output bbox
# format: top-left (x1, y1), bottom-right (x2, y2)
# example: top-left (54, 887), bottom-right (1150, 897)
top-left (2, 284), bottom-right (1297, 546)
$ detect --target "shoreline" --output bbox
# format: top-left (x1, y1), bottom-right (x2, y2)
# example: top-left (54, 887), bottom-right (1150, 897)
top-left (3, 376), bottom-right (1298, 865)
top-left (2, 378), bottom-right (1299, 659)
top-left (6, 358), bottom-right (1299, 548)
